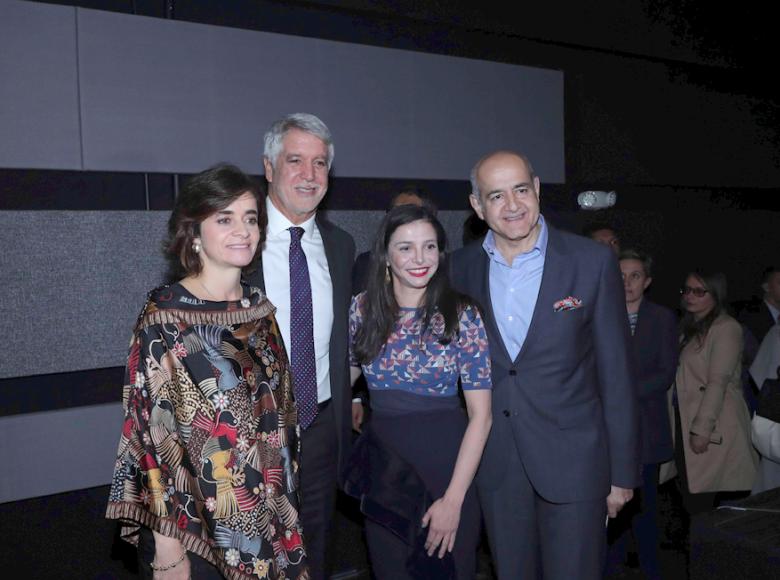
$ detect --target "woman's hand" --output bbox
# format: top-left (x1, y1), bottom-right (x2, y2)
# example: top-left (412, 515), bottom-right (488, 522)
top-left (690, 433), bottom-right (710, 454)
top-left (351, 401), bottom-right (364, 432)
top-left (421, 495), bottom-right (462, 558)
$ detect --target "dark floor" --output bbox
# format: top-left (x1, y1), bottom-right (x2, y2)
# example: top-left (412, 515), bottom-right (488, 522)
top-left (0, 481), bottom-right (692, 579)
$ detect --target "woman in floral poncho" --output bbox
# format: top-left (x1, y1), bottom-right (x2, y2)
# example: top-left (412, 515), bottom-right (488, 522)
top-left (107, 164), bottom-right (308, 579)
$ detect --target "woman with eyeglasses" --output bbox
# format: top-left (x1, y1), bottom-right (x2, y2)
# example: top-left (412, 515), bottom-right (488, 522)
top-left (673, 270), bottom-right (757, 515)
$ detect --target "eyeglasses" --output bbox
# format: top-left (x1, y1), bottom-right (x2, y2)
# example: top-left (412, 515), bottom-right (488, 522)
top-left (680, 286), bottom-right (709, 297)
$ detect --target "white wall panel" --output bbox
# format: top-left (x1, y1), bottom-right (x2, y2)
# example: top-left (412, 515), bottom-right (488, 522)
top-left (75, 6), bottom-right (563, 179)
top-left (0, 403), bottom-right (124, 503)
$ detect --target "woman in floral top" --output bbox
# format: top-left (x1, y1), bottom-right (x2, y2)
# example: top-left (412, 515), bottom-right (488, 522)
top-left (347, 204), bottom-right (492, 579)
top-left (106, 164), bottom-right (307, 579)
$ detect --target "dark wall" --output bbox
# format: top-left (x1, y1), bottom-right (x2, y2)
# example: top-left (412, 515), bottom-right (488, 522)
top-left (19, 0), bottom-right (778, 306)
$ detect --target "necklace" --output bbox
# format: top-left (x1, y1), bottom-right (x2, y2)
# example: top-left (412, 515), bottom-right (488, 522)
top-left (195, 277), bottom-right (246, 305)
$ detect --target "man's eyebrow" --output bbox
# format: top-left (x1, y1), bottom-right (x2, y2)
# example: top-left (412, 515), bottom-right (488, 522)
top-left (488, 182), bottom-right (532, 195)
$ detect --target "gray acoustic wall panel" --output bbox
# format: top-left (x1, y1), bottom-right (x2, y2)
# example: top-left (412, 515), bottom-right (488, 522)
top-left (326, 209), bottom-right (471, 254)
top-left (0, 0), bottom-right (82, 170)
top-left (75, 7), bottom-right (564, 179)
top-left (0, 403), bottom-right (123, 502)
top-left (0, 208), bottom-right (470, 379)
top-left (0, 211), bottom-right (169, 379)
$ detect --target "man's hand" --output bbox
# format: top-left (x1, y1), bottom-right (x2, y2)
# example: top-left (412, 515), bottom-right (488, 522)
top-left (351, 401), bottom-right (364, 432)
top-left (690, 433), bottom-right (710, 454)
top-left (606, 485), bottom-right (634, 518)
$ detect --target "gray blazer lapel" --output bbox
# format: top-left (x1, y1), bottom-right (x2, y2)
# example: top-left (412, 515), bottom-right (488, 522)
top-left (316, 215), bottom-right (346, 319)
top-left (514, 227), bottom-right (566, 363)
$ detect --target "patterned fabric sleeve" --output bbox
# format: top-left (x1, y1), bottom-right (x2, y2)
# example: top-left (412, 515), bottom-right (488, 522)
top-left (108, 322), bottom-right (188, 542)
top-left (348, 293), bottom-right (364, 367)
top-left (108, 288), bottom-right (309, 579)
top-left (457, 304), bottom-right (492, 390)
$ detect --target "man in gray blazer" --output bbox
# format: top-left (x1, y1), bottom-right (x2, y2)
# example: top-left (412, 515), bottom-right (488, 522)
top-left (450, 151), bottom-right (639, 579)
top-left (246, 113), bottom-right (355, 579)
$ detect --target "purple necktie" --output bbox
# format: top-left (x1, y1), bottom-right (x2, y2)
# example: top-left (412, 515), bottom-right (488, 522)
top-left (288, 226), bottom-right (318, 429)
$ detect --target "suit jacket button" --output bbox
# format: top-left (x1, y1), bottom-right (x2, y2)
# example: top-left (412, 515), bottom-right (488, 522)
top-left (509, 370), bottom-right (517, 376)
top-left (699, 385), bottom-right (706, 391)
top-left (503, 409), bottom-right (511, 417)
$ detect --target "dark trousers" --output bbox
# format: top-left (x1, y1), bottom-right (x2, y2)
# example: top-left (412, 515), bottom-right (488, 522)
top-left (606, 463), bottom-right (662, 579)
top-left (299, 400), bottom-right (339, 580)
top-left (480, 446), bottom-right (606, 580)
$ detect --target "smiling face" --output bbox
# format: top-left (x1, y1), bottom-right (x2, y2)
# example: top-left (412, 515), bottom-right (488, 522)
top-left (470, 152), bottom-right (541, 260)
top-left (682, 274), bottom-right (716, 320)
top-left (387, 219), bottom-right (440, 306)
top-left (263, 128), bottom-right (329, 224)
top-left (620, 258), bottom-right (651, 310)
top-left (195, 192), bottom-right (260, 274)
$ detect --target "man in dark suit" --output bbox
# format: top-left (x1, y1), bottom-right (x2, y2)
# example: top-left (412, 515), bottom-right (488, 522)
top-left (246, 113), bottom-right (355, 579)
top-left (739, 266), bottom-right (780, 346)
top-left (606, 249), bottom-right (677, 579)
top-left (450, 151), bottom-right (639, 579)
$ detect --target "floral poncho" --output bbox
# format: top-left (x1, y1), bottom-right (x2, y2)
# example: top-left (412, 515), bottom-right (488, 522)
top-left (106, 284), bottom-right (308, 579)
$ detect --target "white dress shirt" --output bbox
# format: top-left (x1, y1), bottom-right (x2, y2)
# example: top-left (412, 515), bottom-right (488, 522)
top-left (262, 197), bottom-right (334, 403)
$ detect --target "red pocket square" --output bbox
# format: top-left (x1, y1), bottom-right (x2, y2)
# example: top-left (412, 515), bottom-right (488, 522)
top-left (553, 296), bottom-right (582, 312)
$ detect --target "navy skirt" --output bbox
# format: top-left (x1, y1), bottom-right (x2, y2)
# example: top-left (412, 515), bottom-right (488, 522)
top-left (344, 390), bottom-right (480, 580)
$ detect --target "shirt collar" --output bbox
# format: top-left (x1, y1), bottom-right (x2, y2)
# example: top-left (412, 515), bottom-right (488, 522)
top-left (766, 300), bottom-right (780, 323)
top-left (482, 214), bottom-right (548, 264)
top-left (265, 196), bottom-right (317, 239)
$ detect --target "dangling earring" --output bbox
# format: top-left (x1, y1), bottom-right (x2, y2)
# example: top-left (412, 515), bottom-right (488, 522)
top-left (385, 264), bottom-right (391, 284)
top-left (192, 240), bottom-right (202, 254)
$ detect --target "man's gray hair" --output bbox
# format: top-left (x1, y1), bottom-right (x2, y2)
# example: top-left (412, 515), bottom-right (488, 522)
top-left (263, 113), bottom-right (334, 169)
top-left (469, 151), bottom-right (536, 198)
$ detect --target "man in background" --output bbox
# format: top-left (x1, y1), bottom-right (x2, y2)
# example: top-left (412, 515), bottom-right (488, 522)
top-left (740, 266), bottom-right (780, 346)
top-left (584, 222), bottom-right (621, 255)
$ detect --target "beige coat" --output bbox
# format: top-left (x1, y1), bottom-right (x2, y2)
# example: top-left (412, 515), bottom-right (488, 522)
top-left (673, 314), bottom-right (758, 493)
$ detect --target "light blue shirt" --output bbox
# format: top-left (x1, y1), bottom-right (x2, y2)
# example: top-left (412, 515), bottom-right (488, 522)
top-left (483, 215), bottom-right (548, 361)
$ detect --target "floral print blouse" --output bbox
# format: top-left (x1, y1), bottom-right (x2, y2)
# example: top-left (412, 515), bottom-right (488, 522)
top-left (349, 293), bottom-right (492, 397)
top-left (106, 284), bottom-right (307, 579)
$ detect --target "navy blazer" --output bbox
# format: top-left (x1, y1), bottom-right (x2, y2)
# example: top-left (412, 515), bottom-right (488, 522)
top-left (631, 299), bottom-right (678, 464)
top-left (246, 214), bottom-right (356, 479)
top-left (450, 226), bottom-right (640, 502)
